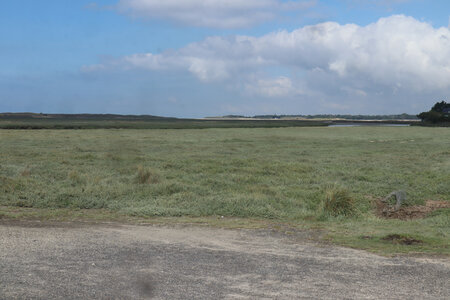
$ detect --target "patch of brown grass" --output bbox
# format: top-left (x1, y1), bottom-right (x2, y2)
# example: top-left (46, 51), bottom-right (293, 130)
top-left (20, 167), bottom-right (31, 177)
top-left (136, 166), bottom-right (160, 184)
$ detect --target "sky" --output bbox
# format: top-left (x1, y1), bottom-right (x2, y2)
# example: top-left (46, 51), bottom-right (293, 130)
top-left (1, 0), bottom-right (450, 117)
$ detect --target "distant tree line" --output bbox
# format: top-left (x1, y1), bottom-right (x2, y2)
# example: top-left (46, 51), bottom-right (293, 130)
top-left (417, 101), bottom-right (450, 123)
top-left (246, 113), bottom-right (418, 120)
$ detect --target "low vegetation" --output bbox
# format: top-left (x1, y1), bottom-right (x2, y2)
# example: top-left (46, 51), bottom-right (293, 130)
top-left (321, 185), bottom-right (356, 217)
top-left (0, 113), bottom-right (416, 130)
top-left (136, 166), bottom-right (160, 184)
top-left (0, 113), bottom-right (326, 129)
top-left (0, 126), bottom-right (448, 255)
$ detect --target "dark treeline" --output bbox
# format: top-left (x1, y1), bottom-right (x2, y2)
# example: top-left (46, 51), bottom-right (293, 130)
top-left (417, 101), bottom-right (450, 124)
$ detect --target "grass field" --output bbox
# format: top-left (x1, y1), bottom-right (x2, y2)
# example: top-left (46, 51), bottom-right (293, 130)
top-left (0, 127), bottom-right (449, 255)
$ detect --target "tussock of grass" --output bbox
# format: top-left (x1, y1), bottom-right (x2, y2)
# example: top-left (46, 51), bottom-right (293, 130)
top-left (136, 166), bottom-right (160, 184)
top-left (321, 185), bottom-right (356, 217)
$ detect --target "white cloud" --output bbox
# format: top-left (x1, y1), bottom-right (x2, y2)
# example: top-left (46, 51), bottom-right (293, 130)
top-left (86, 15), bottom-right (450, 109)
top-left (111, 35), bottom-right (268, 82)
top-left (349, 0), bottom-right (412, 6)
top-left (245, 76), bottom-right (301, 98)
top-left (115, 0), bottom-right (316, 28)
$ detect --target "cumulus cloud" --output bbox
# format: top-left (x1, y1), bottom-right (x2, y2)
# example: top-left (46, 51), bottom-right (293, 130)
top-left (86, 15), bottom-right (450, 108)
top-left (115, 0), bottom-right (316, 28)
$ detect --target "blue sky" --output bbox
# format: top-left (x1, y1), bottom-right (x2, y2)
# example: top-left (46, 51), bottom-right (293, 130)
top-left (1, 0), bottom-right (449, 117)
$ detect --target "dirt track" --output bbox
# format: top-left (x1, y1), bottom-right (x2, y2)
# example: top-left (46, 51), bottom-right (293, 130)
top-left (0, 221), bottom-right (449, 299)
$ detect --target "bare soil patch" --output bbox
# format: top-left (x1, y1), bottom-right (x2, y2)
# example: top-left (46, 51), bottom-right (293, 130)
top-left (382, 234), bottom-right (423, 245)
top-left (375, 199), bottom-right (450, 220)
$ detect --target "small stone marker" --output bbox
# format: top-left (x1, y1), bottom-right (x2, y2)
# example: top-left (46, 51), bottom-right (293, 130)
top-left (382, 190), bottom-right (406, 211)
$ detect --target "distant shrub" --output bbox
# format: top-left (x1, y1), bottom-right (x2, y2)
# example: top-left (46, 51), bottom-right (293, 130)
top-left (321, 185), bottom-right (356, 217)
top-left (136, 166), bottom-right (160, 184)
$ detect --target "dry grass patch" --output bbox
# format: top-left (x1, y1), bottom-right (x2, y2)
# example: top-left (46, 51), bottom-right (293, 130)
top-left (136, 166), bottom-right (160, 184)
top-left (20, 166), bottom-right (31, 177)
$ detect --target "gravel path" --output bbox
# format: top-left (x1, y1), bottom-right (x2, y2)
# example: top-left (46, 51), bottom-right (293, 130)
top-left (0, 221), bottom-right (449, 299)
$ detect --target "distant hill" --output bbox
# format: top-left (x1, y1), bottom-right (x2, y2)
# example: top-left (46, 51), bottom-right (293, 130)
top-left (0, 113), bottom-right (177, 121)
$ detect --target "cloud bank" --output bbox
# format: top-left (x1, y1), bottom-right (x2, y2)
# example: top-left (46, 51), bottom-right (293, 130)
top-left (116, 0), bottom-right (316, 28)
top-left (86, 15), bottom-right (450, 113)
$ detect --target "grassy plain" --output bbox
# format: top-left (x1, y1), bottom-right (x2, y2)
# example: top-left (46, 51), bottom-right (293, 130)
top-left (0, 127), bottom-right (449, 255)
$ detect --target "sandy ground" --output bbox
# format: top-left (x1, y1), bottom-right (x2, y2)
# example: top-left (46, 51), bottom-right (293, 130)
top-left (0, 221), bottom-right (449, 299)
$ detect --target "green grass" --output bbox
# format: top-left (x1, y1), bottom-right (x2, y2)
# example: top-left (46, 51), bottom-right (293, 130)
top-left (0, 127), bottom-right (449, 255)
